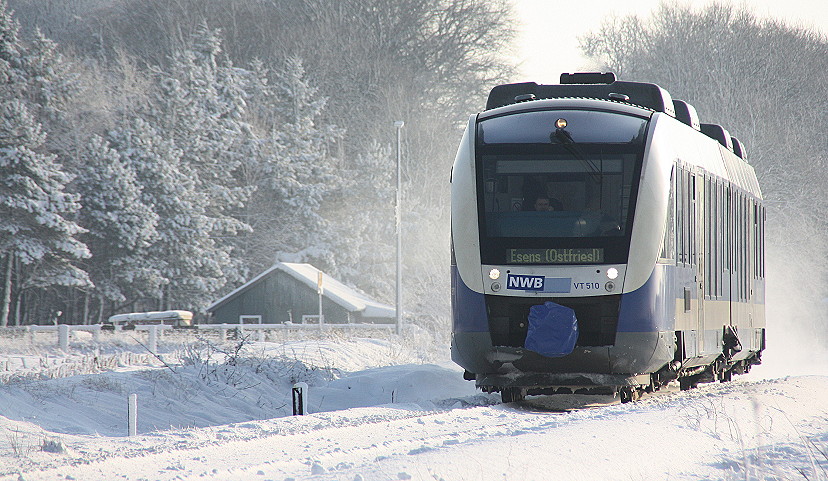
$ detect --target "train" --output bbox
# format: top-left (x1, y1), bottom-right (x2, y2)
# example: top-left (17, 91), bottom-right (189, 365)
top-left (450, 72), bottom-right (765, 403)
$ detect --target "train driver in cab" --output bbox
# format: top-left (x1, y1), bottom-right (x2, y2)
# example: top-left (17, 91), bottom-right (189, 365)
top-left (532, 194), bottom-right (563, 212)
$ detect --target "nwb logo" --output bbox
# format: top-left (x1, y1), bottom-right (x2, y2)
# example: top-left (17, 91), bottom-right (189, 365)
top-left (507, 274), bottom-right (545, 291)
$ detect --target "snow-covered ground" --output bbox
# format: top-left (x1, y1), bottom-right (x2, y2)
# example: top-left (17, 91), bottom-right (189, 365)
top-left (0, 326), bottom-right (826, 481)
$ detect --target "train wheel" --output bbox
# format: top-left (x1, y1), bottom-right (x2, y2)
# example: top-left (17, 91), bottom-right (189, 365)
top-left (719, 368), bottom-right (732, 383)
top-left (501, 388), bottom-right (525, 403)
top-left (679, 377), bottom-right (697, 391)
top-left (619, 387), bottom-right (637, 403)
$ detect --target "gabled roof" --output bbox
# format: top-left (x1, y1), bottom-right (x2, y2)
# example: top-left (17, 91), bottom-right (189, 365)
top-left (206, 262), bottom-right (395, 318)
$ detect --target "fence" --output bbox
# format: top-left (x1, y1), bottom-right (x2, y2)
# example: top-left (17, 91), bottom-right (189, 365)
top-left (5, 322), bottom-right (397, 353)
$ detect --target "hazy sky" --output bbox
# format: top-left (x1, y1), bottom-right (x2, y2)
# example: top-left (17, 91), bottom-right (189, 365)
top-left (513, 0), bottom-right (828, 83)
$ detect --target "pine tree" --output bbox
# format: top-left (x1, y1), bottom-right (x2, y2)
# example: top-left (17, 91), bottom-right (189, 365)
top-left (327, 141), bottom-right (395, 299)
top-left (152, 24), bottom-right (253, 237)
top-left (0, 101), bottom-right (90, 325)
top-left (20, 29), bottom-right (76, 123)
top-left (108, 117), bottom-right (230, 311)
top-left (145, 24), bottom-right (256, 300)
top-left (0, 0), bottom-right (89, 326)
top-left (267, 56), bottom-right (345, 269)
top-left (75, 135), bottom-right (158, 320)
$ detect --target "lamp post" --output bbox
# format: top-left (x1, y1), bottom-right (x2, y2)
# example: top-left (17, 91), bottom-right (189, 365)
top-left (394, 120), bottom-right (404, 335)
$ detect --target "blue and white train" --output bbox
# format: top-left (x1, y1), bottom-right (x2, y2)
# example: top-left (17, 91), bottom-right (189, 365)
top-left (450, 73), bottom-right (765, 403)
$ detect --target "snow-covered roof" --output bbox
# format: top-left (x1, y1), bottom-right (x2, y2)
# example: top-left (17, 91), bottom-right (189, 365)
top-left (207, 262), bottom-right (395, 319)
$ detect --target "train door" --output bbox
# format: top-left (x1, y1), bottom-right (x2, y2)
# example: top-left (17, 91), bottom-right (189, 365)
top-left (725, 186), bottom-right (736, 328)
top-left (693, 171), bottom-right (705, 356)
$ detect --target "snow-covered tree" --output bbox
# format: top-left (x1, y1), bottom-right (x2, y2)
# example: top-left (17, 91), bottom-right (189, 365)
top-left (327, 141), bottom-right (395, 299)
top-left (151, 24), bottom-right (253, 238)
top-left (0, 0), bottom-right (89, 326)
top-left (74, 135), bottom-right (158, 321)
top-left (20, 29), bottom-right (76, 123)
top-left (108, 117), bottom-right (232, 311)
top-left (240, 56), bottom-right (345, 274)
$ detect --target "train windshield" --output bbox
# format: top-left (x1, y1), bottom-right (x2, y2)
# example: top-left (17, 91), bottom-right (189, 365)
top-left (476, 109), bottom-right (648, 264)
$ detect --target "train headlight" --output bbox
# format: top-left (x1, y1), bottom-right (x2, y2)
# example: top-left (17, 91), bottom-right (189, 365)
top-left (555, 118), bottom-right (567, 129)
top-left (606, 267), bottom-right (619, 280)
top-left (489, 268), bottom-right (500, 280)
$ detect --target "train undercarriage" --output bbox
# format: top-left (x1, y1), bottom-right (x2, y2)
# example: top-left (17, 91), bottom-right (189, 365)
top-left (472, 344), bottom-right (763, 404)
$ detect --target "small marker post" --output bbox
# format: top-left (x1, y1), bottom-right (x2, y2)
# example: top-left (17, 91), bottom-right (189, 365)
top-left (292, 382), bottom-right (308, 415)
top-left (128, 393), bottom-right (138, 436)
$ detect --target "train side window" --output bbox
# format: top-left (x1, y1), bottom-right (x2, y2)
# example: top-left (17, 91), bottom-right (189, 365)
top-left (753, 202), bottom-right (759, 280)
top-left (740, 194), bottom-right (745, 301)
top-left (742, 195), bottom-right (748, 301)
top-left (724, 185), bottom-right (731, 272)
top-left (704, 176), bottom-right (711, 298)
top-left (660, 166), bottom-right (675, 262)
top-left (676, 167), bottom-right (684, 265)
top-left (688, 172), bottom-right (695, 266)
top-left (763, 207), bottom-right (767, 278)
top-left (736, 194), bottom-right (741, 301)
top-left (717, 182), bottom-right (723, 297)
top-left (710, 178), bottom-right (716, 297)
top-left (736, 193), bottom-right (741, 301)
top-left (711, 179), bottom-right (717, 298)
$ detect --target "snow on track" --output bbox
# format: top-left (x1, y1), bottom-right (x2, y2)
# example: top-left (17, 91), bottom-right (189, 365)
top-left (6, 376), bottom-right (828, 481)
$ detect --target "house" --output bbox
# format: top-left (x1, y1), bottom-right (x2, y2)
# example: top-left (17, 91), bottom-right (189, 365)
top-left (205, 262), bottom-right (395, 324)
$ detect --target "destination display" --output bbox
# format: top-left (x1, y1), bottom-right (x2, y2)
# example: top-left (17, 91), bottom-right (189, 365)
top-left (507, 248), bottom-right (604, 264)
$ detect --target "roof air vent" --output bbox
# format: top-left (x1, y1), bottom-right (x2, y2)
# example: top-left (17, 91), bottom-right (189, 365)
top-left (673, 100), bottom-right (701, 131)
top-left (731, 137), bottom-right (747, 160)
top-left (700, 123), bottom-right (734, 152)
top-left (514, 93), bottom-right (536, 103)
top-left (560, 72), bottom-right (616, 84)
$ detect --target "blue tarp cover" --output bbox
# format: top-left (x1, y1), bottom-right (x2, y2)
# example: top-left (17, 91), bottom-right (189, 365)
top-left (523, 301), bottom-right (579, 358)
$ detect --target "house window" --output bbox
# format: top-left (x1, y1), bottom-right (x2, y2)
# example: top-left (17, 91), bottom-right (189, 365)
top-left (240, 315), bottom-right (262, 324)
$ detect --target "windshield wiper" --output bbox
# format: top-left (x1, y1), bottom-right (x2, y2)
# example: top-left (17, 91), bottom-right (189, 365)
top-left (551, 128), bottom-right (601, 183)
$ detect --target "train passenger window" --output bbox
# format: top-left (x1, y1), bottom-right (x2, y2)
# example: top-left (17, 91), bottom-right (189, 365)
top-left (688, 173), bottom-right (695, 266)
top-left (676, 168), bottom-right (684, 265)
top-left (724, 186), bottom-right (730, 271)
top-left (761, 207), bottom-right (766, 278)
top-left (705, 177), bottom-right (711, 298)
top-left (716, 182), bottom-right (724, 298)
top-left (753, 202), bottom-right (760, 280)
top-left (659, 167), bottom-right (675, 262)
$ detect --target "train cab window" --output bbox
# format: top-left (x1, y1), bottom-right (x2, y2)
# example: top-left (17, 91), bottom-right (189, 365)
top-left (475, 109), bottom-right (648, 265)
top-left (480, 154), bottom-right (636, 238)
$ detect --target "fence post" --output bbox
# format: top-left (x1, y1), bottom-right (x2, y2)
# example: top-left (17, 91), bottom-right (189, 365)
top-left (147, 325), bottom-right (158, 354)
top-left (58, 325), bottom-right (69, 351)
top-left (292, 382), bottom-right (308, 415)
top-left (92, 325), bottom-right (101, 343)
top-left (128, 393), bottom-right (138, 436)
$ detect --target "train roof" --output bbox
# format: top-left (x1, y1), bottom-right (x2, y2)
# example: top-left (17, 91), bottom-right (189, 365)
top-left (478, 97), bottom-right (654, 121)
top-left (486, 73), bottom-right (675, 116)
top-left (485, 73), bottom-right (748, 162)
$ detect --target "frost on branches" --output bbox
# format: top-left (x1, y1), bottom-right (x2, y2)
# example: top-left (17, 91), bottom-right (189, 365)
top-left (0, 0), bottom-right (89, 327)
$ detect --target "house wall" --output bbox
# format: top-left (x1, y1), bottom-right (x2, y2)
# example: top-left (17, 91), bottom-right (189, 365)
top-left (209, 271), bottom-right (353, 324)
